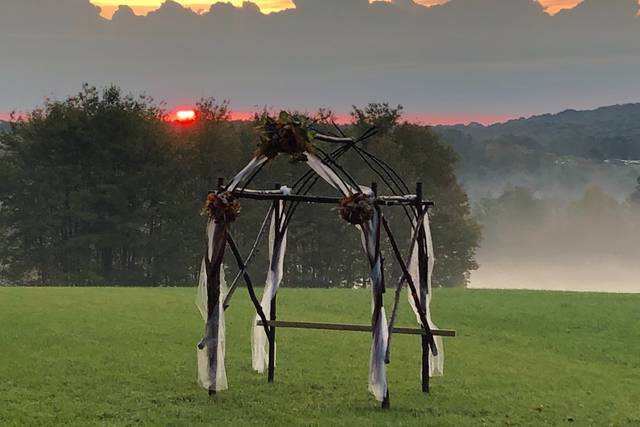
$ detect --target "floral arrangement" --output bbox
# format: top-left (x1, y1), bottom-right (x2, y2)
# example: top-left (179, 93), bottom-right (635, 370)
top-left (256, 111), bottom-right (316, 163)
top-left (339, 193), bottom-right (374, 225)
top-left (204, 191), bottom-right (241, 224)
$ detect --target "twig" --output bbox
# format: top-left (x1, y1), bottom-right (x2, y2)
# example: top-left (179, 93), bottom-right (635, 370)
top-left (381, 216), bottom-right (437, 356)
top-left (385, 210), bottom-right (426, 363)
top-left (223, 205), bottom-right (274, 309)
top-left (225, 233), bottom-right (271, 338)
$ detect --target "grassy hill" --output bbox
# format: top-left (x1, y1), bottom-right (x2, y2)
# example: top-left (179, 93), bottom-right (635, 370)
top-left (1, 287), bottom-right (638, 426)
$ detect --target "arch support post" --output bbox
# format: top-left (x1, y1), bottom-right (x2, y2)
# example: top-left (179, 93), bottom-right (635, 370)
top-left (268, 293), bottom-right (277, 383)
top-left (267, 189), bottom-right (282, 384)
top-left (416, 182), bottom-right (430, 393)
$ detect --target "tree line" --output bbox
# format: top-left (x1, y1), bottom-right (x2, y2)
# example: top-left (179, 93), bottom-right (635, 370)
top-left (0, 85), bottom-right (480, 288)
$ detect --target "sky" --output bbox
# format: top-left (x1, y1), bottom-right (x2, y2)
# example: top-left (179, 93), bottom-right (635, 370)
top-left (90, 0), bottom-right (581, 18)
top-left (1, 0), bottom-right (639, 125)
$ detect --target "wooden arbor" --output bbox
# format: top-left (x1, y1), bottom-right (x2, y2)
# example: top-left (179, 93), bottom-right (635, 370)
top-left (196, 113), bottom-right (456, 408)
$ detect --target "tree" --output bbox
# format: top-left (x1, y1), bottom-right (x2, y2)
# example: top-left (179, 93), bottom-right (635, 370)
top-left (475, 186), bottom-right (548, 226)
top-left (0, 85), bottom-right (184, 285)
top-left (387, 123), bottom-right (481, 287)
top-left (351, 102), bottom-right (403, 136)
top-left (568, 184), bottom-right (621, 219)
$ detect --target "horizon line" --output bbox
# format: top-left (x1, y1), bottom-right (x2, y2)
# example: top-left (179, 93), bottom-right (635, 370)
top-left (1, 109), bottom-right (514, 126)
top-left (4, 102), bottom-right (638, 127)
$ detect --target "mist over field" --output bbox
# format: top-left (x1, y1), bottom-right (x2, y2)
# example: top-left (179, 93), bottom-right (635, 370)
top-left (471, 182), bottom-right (640, 293)
top-left (439, 106), bottom-right (640, 293)
top-left (470, 186), bottom-right (640, 293)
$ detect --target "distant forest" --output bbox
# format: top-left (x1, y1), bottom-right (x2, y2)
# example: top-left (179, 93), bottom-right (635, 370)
top-left (0, 86), bottom-right (480, 288)
top-left (434, 104), bottom-right (640, 201)
top-left (434, 105), bottom-right (640, 292)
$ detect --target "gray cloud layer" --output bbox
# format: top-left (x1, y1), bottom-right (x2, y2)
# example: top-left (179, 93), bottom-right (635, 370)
top-left (1, 0), bottom-right (639, 119)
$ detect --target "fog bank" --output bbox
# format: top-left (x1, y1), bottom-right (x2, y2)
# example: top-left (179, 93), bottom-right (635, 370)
top-left (469, 186), bottom-right (640, 293)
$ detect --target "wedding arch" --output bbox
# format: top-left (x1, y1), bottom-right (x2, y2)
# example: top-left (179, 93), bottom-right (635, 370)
top-left (195, 112), bottom-right (455, 408)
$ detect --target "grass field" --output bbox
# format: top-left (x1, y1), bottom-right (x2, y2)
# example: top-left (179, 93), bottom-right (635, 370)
top-left (1, 287), bottom-right (639, 426)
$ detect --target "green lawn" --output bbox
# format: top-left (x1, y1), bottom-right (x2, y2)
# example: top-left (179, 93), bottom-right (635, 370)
top-left (1, 287), bottom-right (638, 426)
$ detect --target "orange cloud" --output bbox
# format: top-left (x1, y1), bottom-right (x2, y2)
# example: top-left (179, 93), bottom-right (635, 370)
top-left (92, 1), bottom-right (295, 18)
top-left (536, 0), bottom-right (583, 14)
top-left (96, 5), bottom-right (157, 18)
top-left (92, 0), bottom-right (583, 19)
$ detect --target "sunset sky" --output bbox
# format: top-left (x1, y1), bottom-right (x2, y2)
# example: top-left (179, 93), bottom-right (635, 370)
top-left (91, 0), bottom-right (581, 18)
top-left (3, 0), bottom-right (639, 125)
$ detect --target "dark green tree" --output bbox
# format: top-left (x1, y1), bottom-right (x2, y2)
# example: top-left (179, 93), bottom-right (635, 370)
top-left (0, 85), bottom-right (184, 285)
top-left (475, 186), bottom-right (548, 226)
top-left (351, 102), bottom-right (404, 136)
top-left (383, 123), bottom-right (481, 287)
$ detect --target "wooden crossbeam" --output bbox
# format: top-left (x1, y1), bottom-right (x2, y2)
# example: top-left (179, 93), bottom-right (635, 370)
top-left (257, 320), bottom-right (456, 337)
top-left (209, 188), bottom-right (435, 207)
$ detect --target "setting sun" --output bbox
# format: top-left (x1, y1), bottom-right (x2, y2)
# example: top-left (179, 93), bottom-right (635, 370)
top-left (175, 109), bottom-right (196, 123)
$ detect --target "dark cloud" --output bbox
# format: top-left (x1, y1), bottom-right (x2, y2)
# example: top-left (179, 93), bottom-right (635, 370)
top-left (292, 0), bottom-right (370, 12)
top-left (561, 0), bottom-right (638, 18)
top-left (112, 5), bottom-right (137, 20)
top-left (0, 0), bottom-right (104, 32)
top-left (209, 2), bottom-right (263, 15)
top-left (1, 0), bottom-right (638, 118)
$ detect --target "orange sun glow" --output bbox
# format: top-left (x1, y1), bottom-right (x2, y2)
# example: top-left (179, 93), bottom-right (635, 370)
top-left (175, 109), bottom-right (197, 123)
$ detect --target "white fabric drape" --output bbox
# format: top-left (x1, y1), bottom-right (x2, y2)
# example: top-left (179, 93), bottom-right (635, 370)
top-left (251, 201), bottom-right (288, 372)
top-left (249, 152), bottom-right (350, 374)
top-left (195, 158), bottom-right (267, 392)
top-left (359, 208), bottom-right (389, 402)
top-left (227, 156), bottom-right (268, 191)
top-left (306, 152), bottom-right (354, 195)
top-left (407, 212), bottom-right (444, 376)
top-left (306, 156), bottom-right (390, 401)
top-left (195, 221), bottom-right (229, 391)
